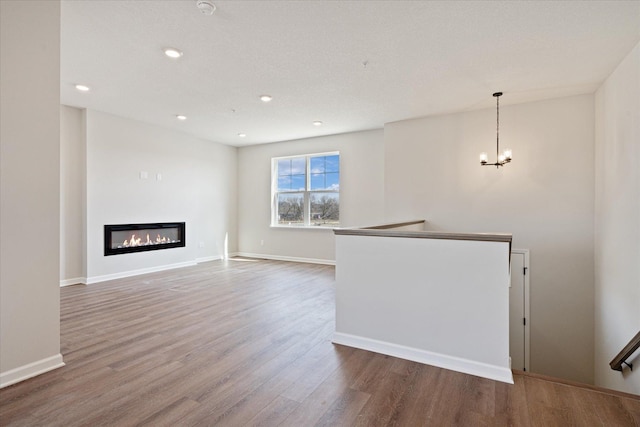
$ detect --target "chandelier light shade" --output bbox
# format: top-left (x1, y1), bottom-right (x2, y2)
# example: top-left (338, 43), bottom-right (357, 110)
top-left (480, 92), bottom-right (512, 168)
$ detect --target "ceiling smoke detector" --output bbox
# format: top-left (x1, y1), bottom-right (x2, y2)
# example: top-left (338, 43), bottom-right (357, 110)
top-left (196, 0), bottom-right (216, 15)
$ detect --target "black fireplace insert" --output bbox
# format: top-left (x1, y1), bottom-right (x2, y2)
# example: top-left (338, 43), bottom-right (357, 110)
top-left (104, 222), bottom-right (185, 256)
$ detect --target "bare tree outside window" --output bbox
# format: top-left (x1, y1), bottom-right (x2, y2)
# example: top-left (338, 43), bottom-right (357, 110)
top-left (310, 193), bottom-right (339, 226)
top-left (277, 193), bottom-right (304, 225)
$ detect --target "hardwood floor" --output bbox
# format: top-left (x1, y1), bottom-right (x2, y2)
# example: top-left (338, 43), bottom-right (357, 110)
top-left (1, 258), bottom-right (638, 426)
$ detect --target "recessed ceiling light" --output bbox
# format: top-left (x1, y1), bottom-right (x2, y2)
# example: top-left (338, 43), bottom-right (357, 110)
top-left (164, 48), bottom-right (183, 59)
top-left (260, 95), bottom-right (272, 103)
top-left (196, 0), bottom-right (216, 15)
top-left (313, 121), bottom-right (323, 126)
top-left (75, 84), bottom-right (90, 92)
top-left (176, 115), bottom-right (187, 120)
top-left (238, 133), bottom-right (247, 138)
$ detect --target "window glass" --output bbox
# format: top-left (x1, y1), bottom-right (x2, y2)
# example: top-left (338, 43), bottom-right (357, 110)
top-left (277, 193), bottom-right (304, 225)
top-left (291, 174), bottom-right (305, 191)
top-left (309, 155), bottom-right (340, 191)
top-left (277, 158), bottom-right (291, 175)
top-left (272, 152), bottom-right (339, 227)
top-left (291, 157), bottom-right (306, 174)
top-left (325, 155), bottom-right (339, 172)
top-left (310, 156), bottom-right (325, 174)
top-left (277, 157), bottom-right (306, 191)
top-left (310, 193), bottom-right (340, 226)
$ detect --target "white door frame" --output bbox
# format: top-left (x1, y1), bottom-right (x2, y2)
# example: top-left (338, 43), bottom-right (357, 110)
top-left (512, 249), bottom-right (531, 372)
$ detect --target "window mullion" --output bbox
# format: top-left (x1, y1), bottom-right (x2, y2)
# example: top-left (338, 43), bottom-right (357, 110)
top-left (304, 156), bottom-right (310, 226)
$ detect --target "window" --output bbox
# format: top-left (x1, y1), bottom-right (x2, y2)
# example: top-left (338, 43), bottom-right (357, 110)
top-left (272, 152), bottom-right (340, 227)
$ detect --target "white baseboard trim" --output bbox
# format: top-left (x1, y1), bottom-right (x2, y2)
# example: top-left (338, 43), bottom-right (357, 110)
top-left (332, 332), bottom-right (514, 384)
top-left (0, 354), bottom-right (65, 389)
top-left (63, 255), bottom-right (237, 286)
top-left (60, 277), bottom-right (87, 287)
top-left (235, 252), bottom-right (335, 266)
top-left (85, 261), bottom-right (197, 284)
top-left (196, 255), bottom-right (223, 263)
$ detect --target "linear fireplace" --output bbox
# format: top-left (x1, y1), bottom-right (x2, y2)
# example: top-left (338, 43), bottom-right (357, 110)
top-left (104, 222), bottom-right (186, 256)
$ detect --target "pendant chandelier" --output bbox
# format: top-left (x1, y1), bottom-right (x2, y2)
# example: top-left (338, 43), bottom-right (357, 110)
top-left (480, 92), bottom-right (512, 168)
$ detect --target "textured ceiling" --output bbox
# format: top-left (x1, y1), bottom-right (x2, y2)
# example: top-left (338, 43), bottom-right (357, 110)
top-left (60, 0), bottom-right (640, 147)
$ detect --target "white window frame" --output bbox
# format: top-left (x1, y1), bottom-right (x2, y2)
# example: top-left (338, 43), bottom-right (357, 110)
top-left (271, 151), bottom-right (340, 228)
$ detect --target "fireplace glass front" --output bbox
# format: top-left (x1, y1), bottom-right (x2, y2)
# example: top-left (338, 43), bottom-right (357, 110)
top-left (104, 222), bottom-right (185, 256)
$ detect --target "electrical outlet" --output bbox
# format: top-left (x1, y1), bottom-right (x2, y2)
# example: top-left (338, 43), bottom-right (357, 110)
top-left (199, 241), bottom-right (204, 248)
top-left (260, 240), bottom-right (264, 246)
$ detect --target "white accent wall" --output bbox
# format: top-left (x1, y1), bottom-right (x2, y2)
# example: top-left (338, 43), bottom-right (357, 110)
top-left (60, 108), bottom-right (238, 283)
top-left (237, 130), bottom-right (385, 263)
top-left (1, 0), bottom-right (64, 387)
top-left (594, 41), bottom-right (640, 394)
top-left (384, 95), bottom-right (596, 384)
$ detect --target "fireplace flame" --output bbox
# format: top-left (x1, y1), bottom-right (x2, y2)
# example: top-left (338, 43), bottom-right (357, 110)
top-left (120, 232), bottom-right (174, 248)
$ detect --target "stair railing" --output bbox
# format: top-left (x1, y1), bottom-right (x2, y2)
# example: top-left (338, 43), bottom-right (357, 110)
top-left (610, 331), bottom-right (640, 372)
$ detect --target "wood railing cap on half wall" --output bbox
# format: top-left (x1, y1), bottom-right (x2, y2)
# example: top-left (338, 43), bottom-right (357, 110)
top-left (334, 219), bottom-right (513, 245)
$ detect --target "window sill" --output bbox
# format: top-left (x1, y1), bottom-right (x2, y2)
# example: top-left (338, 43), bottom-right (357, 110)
top-left (270, 225), bottom-right (338, 231)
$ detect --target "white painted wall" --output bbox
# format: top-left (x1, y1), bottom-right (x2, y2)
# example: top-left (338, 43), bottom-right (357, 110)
top-left (83, 110), bottom-right (238, 281)
top-left (237, 130), bottom-right (384, 263)
top-left (384, 95), bottom-right (595, 384)
top-left (334, 234), bottom-right (512, 383)
top-left (60, 106), bottom-right (86, 284)
top-left (594, 41), bottom-right (640, 394)
top-left (0, 0), bottom-right (64, 386)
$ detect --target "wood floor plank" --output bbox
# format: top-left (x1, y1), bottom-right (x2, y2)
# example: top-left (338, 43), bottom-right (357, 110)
top-left (385, 364), bottom-right (443, 426)
top-left (524, 375), bottom-right (580, 426)
top-left (201, 336), bottom-right (345, 425)
top-left (36, 360), bottom-right (183, 426)
top-left (243, 396), bottom-right (300, 427)
top-left (494, 373), bottom-right (531, 427)
top-left (278, 342), bottom-right (354, 403)
top-left (622, 397), bottom-right (640, 424)
top-left (315, 388), bottom-right (371, 427)
top-left (353, 367), bottom-right (420, 426)
top-left (349, 352), bottom-right (395, 394)
top-left (279, 346), bottom-right (373, 426)
top-left (568, 384), bottom-right (635, 426)
top-left (136, 397), bottom-right (201, 427)
top-left (1, 258), bottom-right (638, 427)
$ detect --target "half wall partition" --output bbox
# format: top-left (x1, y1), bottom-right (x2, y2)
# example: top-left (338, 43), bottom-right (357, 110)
top-left (333, 220), bottom-right (513, 383)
